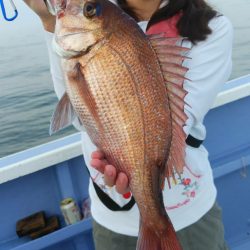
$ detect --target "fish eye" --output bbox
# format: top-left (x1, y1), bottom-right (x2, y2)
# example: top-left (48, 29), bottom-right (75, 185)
top-left (84, 2), bottom-right (97, 18)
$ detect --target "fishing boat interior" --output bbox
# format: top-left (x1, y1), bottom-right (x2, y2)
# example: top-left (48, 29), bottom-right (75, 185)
top-left (0, 74), bottom-right (250, 250)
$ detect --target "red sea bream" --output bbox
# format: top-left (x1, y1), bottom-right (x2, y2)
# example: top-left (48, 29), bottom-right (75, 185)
top-left (50, 0), bottom-right (189, 249)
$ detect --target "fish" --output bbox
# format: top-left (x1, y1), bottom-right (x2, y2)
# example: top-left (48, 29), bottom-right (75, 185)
top-left (49, 0), bottom-right (189, 249)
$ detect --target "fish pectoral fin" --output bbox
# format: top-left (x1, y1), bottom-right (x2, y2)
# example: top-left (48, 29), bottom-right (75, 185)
top-left (148, 34), bottom-right (190, 180)
top-left (49, 93), bottom-right (76, 135)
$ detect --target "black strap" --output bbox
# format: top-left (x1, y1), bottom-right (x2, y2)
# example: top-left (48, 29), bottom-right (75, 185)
top-left (186, 134), bottom-right (203, 148)
top-left (88, 134), bottom-right (202, 212)
top-left (92, 181), bottom-right (135, 211)
top-left (86, 167), bottom-right (135, 211)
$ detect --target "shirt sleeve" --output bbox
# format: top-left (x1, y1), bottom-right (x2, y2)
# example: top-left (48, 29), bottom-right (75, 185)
top-left (182, 15), bottom-right (233, 139)
top-left (44, 31), bottom-right (84, 131)
top-left (44, 31), bottom-right (65, 98)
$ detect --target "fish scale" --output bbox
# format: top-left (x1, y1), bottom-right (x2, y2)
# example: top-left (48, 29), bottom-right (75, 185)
top-left (79, 49), bottom-right (143, 172)
top-left (79, 28), bottom-right (171, 222)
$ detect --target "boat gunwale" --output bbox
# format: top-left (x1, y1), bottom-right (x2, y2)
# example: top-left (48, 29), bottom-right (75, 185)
top-left (0, 74), bottom-right (250, 184)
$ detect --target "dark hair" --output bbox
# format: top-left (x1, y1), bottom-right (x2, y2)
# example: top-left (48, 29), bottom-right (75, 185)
top-left (117, 0), bottom-right (218, 44)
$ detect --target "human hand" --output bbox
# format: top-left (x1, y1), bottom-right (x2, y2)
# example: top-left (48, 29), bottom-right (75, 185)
top-left (23, 0), bottom-right (55, 32)
top-left (90, 150), bottom-right (131, 195)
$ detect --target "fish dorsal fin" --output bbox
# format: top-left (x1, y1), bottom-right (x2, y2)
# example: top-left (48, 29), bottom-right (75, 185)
top-left (148, 33), bottom-right (190, 182)
top-left (50, 93), bottom-right (76, 135)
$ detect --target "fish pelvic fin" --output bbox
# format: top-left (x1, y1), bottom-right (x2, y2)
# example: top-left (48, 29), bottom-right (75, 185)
top-left (137, 219), bottom-right (182, 250)
top-left (147, 33), bottom-right (190, 181)
top-left (49, 93), bottom-right (76, 135)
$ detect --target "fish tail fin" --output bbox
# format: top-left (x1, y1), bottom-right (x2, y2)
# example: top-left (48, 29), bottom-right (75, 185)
top-left (137, 219), bottom-right (182, 250)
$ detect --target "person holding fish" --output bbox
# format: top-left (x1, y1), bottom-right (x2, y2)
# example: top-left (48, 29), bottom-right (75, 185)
top-left (25, 0), bottom-right (232, 249)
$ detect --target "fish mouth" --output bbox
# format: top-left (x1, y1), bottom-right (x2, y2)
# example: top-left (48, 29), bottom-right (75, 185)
top-left (57, 27), bottom-right (105, 38)
top-left (53, 35), bottom-right (108, 59)
top-left (57, 31), bottom-right (92, 38)
top-left (53, 28), bottom-right (111, 59)
top-left (53, 31), bottom-right (94, 59)
top-left (52, 37), bottom-right (82, 59)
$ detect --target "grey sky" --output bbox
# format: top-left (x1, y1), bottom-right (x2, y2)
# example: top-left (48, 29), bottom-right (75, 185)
top-left (0, 1), bottom-right (41, 34)
top-left (0, 1), bottom-right (44, 46)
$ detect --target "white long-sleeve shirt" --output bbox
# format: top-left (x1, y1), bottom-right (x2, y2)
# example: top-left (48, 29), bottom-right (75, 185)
top-left (45, 14), bottom-right (233, 235)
